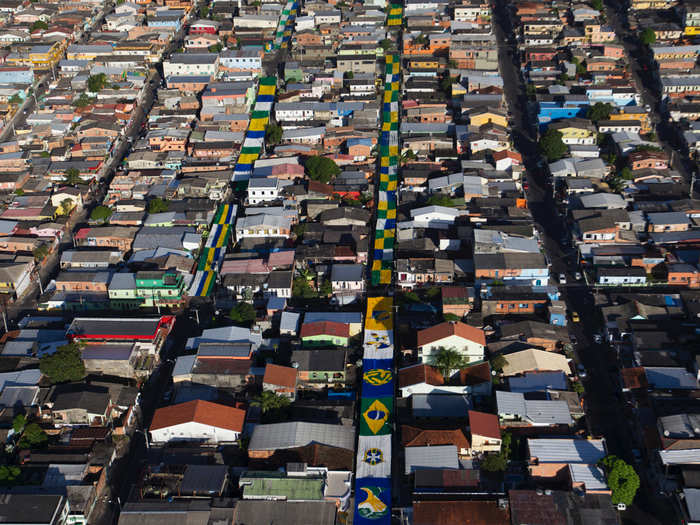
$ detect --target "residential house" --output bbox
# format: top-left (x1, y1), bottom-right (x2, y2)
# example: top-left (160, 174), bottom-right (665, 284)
top-left (416, 321), bottom-right (486, 364)
top-left (300, 321), bottom-right (350, 347)
top-left (290, 349), bottom-right (347, 384)
top-left (468, 410), bottom-right (502, 455)
top-left (149, 400), bottom-right (245, 444)
top-left (263, 364), bottom-right (298, 400)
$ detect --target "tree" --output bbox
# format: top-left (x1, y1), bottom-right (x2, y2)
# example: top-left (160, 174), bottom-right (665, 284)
top-left (30, 20), bottom-right (48, 31)
top-left (305, 156), bottom-right (340, 183)
top-left (148, 197), bottom-right (169, 213)
top-left (400, 149), bottom-right (416, 165)
top-left (200, 4), bottom-right (209, 16)
top-left (73, 93), bottom-right (94, 108)
top-left (18, 423), bottom-right (47, 449)
top-left (39, 342), bottom-right (85, 383)
top-left (443, 313), bottom-right (460, 322)
top-left (32, 243), bottom-right (49, 263)
top-left (539, 129), bottom-right (567, 162)
top-left (598, 455), bottom-right (640, 506)
top-left (13, 188), bottom-right (23, 196)
top-left (620, 167), bottom-right (634, 180)
top-left (59, 198), bottom-right (74, 216)
top-left (640, 28), bottom-right (656, 46)
top-left (380, 38), bottom-right (393, 51)
top-left (87, 73), bottom-right (108, 93)
top-left (8, 94), bottom-right (21, 105)
top-left (12, 414), bottom-right (26, 434)
top-left (63, 168), bottom-right (82, 186)
top-left (292, 277), bottom-right (316, 299)
top-left (229, 302), bottom-right (256, 325)
top-left (319, 279), bottom-right (332, 297)
top-left (209, 42), bottom-right (223, 53)
top-left (252, 391), bottom-right (291, 423)
top-left (587, 102), bottom-right (612, 123)
top-left (0, 465), bottom-right (20, 485)
top-left (265, 123), bottom-right (283, 145)
top-left (440, 75), bottom-right (453, 96)
top-left (412, 33), bottom-right (428, 46)
top-left (490, 353), bottom-right (508, 373)
top-left (426, 194), bottom-right (454, 207)
top-left (591, 0), bottom-right (603, 10)
top-left (344, 71), bottom-right (354, 79)
top-left (480, 432), bottom-right (511, 472)
top-left (90, 205), bottom-right (112, 222)
top-left (431, 347), bottom-right (469, 380)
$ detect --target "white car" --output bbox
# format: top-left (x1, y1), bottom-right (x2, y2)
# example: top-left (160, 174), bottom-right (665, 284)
top-left (559, 274), bottom-right (566, 285)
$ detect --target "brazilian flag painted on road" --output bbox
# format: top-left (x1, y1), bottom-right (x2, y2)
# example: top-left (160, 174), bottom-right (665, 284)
top-left (360, 396), bottom-right (393, 436)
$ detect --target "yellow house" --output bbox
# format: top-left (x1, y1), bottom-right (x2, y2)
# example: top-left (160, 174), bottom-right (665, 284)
top-left (408, 58), bottom-right (439, 69)
top-left (28, 42), bottom-right (63, 69)
top-left (609, 110), bottom-right (651, 134)
top-left (685, 26), bottom-right (700, 36)
top-left (550, 118), bottom-right (597, 145)
top-left (469, 108), bottom-right (507, 128)
top-left (630, 0), bottom-right (668, 8)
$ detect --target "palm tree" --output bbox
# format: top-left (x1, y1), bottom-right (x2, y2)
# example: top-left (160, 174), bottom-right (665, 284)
top-left (252, 390), bottom-right (291, 423)
top-left (400, 149), bottom-right (417, 165)
top-left (63, 168), bottom-right (82, 186)
top-left (431, 347), bottom-right (469, 381)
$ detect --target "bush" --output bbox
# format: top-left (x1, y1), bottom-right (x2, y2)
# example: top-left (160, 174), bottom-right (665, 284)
top-left (426, 194), bottom-right (454, 207)
top-left (229, 302), bottom-right (256, 325)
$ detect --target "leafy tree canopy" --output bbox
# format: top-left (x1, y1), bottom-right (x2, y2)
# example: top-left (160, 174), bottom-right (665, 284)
top-left (18, 423), bottom-right (47, 450)
top-left (431, 347), bottom-right (470, 380)
top-left (90, 205), bottom-right (112, 221)
top-left (229, 302), bottom-right (256, 325)
top-left (39, 342), bottom-right (85, 384)
top-left (598, 455), bottom-right (640, 506)
top-left (148, 197), bottom-right (169, 214)
top-left (305, 156), bottom-right (340, 183)
top-left (587, 102), bottom-right (612, 122)
top-left (87, 73), bottom-right (108, 93)
top-left (539, 129), bottom-right (567, 162)
top-left (265, 123), bottom-right (283, 145)
top-left (640, 28), bottom-right (656, 46)
top-left (426, 194), bottom-right (455, 207)
top-left (30, 20), bottom-right (48, 31)
top-left (253, 390), bottom-right (291, 423)
top-left (292, 277), bottom-right (316, 299)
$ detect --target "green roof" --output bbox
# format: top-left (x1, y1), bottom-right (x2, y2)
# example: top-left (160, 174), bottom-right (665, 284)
top-left (240, 475), bottom-right (324, 500)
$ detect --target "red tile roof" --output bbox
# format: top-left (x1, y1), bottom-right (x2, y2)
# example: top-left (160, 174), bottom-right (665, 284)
top-left (458, 362), bottom-right (492, 386)
top-left (620, 366), bottom-right (648, 390)
top-left (300, 321), bottom-right (350, 339)
top-left (401, 425), bottom-right (470, 451)
top-left (417, 321), bottom-right (486, 347)
top-left (150, 400), bottom-right (245, 433)
top-left (441, 286), bottom-right (470, 300)
top-left (263, 363), bottom-right (298, 388)
top-left (413, 501), bottom-right (510, 525)
top-left (508, 490), bottom-right (567, 525)
top-left (468, 410), bottom-right (500, 440)
top-left (398, 364), bottom-right (444, 388)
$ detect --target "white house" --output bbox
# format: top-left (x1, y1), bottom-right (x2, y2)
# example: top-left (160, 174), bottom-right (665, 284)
top-left (247, 177), bottom-right (289, 205)
top-left (149, 400), bottom-right (245, 444)
top-left (235, 214), bottom-right (291, 239)
top-left (219, 49), bottom-right (263, 72)
top-left (163, 53), bottom-right (218, 78)
top-left (331, 264), bottom-right (365, 293)
top-left (275, 102), bottom-right (315, 122)
top-left (416, 321), bottom-right (486, 364)
top-left (410, 205), bottom-right (462, 228)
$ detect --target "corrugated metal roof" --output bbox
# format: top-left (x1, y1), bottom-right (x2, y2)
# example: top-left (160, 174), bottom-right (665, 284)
top-left (528, 438), bottom-right (606, 464)
top-left (568, 464), bottom-right (608, 491)
top-left (248, 422), bottom-right (355, 451)
top-left (405, 445), bottom-right (459, 475)
top-left (659, 449), bottom-right (700, 466)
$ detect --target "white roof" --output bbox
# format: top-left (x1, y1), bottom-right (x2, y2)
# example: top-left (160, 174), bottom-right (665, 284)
top-left (645, 367), bottom-right (700, 390)
top-left (568, 464), bottom-right (608, 491)
top-left (659, 449), bottom-right (700, 466)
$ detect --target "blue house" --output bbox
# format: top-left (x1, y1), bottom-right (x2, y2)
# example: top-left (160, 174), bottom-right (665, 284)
top-left (0, 67), bottom-right (33, 85)
top-left (537, 95), bottom-right (589, 130)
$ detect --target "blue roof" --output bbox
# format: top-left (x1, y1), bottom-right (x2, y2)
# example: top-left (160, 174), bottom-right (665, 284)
top-left (304, 311), bottom-right (362, 325)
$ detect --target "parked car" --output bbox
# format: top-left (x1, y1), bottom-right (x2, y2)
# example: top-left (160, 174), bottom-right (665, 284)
top-left (571, 311), bottom-right (580, 322)
top-left (559, 274), bottom-right (567, 285)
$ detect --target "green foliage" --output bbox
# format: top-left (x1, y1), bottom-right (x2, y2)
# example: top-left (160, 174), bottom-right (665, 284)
top-left (90, 205), bottom-right (112, 222)
top-left (14, 188), bottom-right (24, 195)
top-left (8, 94), bottom-right (21, 105)
top-left (18, 423), bottom-right (47, 450)
top-left (319, 279), bottom-right (332, 297)
top-left (0, 465), bottom-right (20, 485)
top-left (403, 291), bottom-right (420, 303)
top-left (591, 0), bottom-right (602, 10)
top-left (640, 28), bottom-right (656, 46)
top-left (426, 194), bottom-right (455, 207)
top-left (443, 313), bottom-right (460, 322)
top-left (39, 150), bottom-right (50, 158)
top-left (620, 167), bottom-right (634, 180)
top-left (293, 223), bottom-right (306, 237)
top-left (87, 73), bottom-right (108, 93)
top-left (587, 102), bottom-right (612, 123)
top-left (30, 20), bottom-right (48, 31)
top-left (59, 198), bottom-right (74, 216)
top-left (63, 168), bottom-right (82, 186)
top-left (200, 4), bottom-right (209, 16)
top-left (598, 455), bottom-right (640, 506)
top-left (380, 39), bottom-right (393, 51)
top-left (431, 347), bottom-right (470, 380)
top-left (209, 43), bottom-right (223, 53)
top-left (539, 129), bottom-right (567, 162)
top-left (344, 71), bottom-right (354, 79)
top-left (481, 431), bottom-right (510, 472)
top-left (32, 243), bottom-right (49, 263)
top-left (412, 33), bottom-right (428, 46)
top-left (265, 123), bottom-right (283, 145)
top-left (292, 277), bottom-right (316, 299)
top-left (12, 414), bottom-right (26, 434)
top-left (526, 84), bottom-right (536, 97)
top-left (73, 93), bottom-right (95, 108)
top-left (39, 342), bottom-right (85, 384)
top-left (425, 287), bottom-right (441, 298)
top-left (572, 380), bottom-right (585, 395)
top-left (253, 390), bottom-right (291, 423)
top-left (400, 149), bottom-right (416, 165)
top-left (148, 197), bottom-right (169, 214)
top-left (305, 156), bottom-right (340, 183)
top-left (490, 353), bottom-right (508, 372)
top-left (229, 302), bottom-right (256, 325)
top-left (440, 75), bottom-right (453, 96)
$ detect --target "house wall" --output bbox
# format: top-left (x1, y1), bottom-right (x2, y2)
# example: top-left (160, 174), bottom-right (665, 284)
top-left (471, 433), bottom-right (501, 454)
top-left (418, 335), bottom-right (485, 363)
top-left (150, 421), bottom-right (240, 444)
